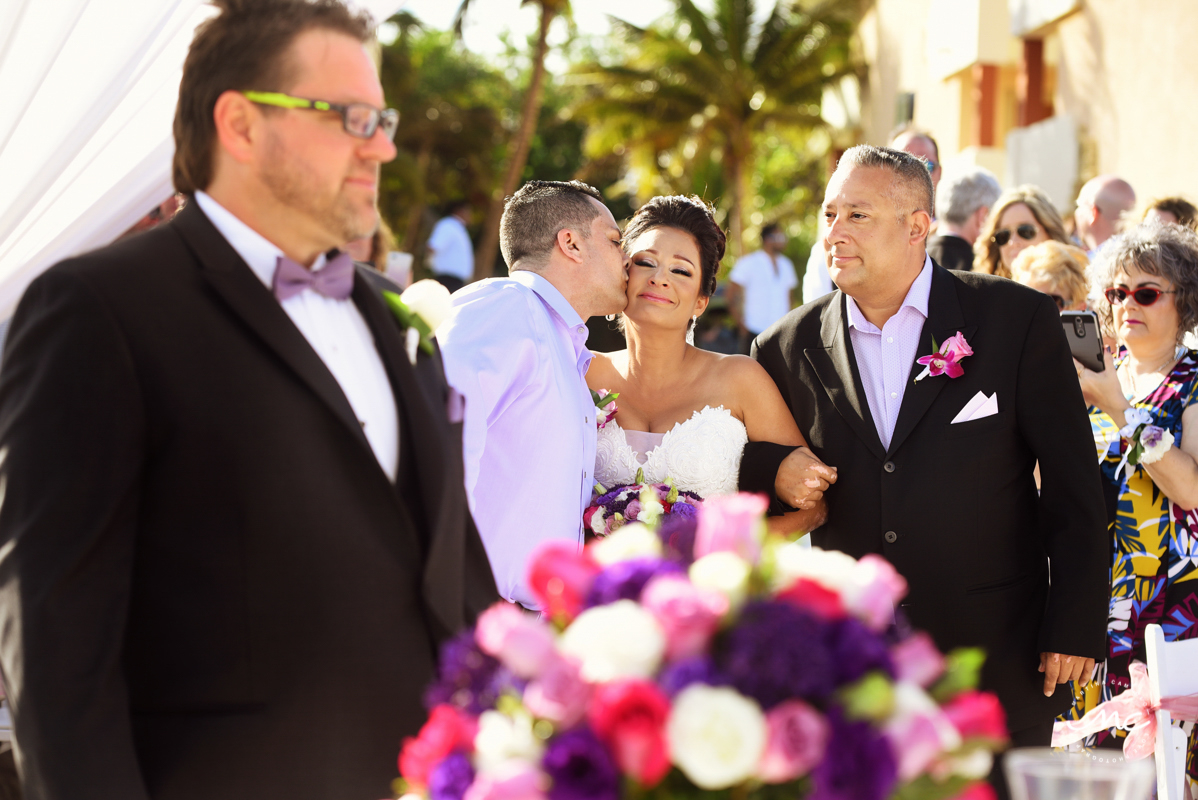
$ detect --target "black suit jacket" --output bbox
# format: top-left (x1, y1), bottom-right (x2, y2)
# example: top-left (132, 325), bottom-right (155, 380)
top-left (741, 263), bottom-right (1108, 731)
top-left (928, 233), bottom-right (976, 272)
top-left (0, 203), bottom-right (497, 800)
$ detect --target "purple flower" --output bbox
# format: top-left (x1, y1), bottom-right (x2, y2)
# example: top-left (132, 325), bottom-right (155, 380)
top-left (585, 558), bottom-right (684, 608)
top-left (657, 656), bottom-right (727, 697)
top-left (425, 630), bottom-right (523, 714)
top-left (429, 752), bottom-right (475, 800)
top-left (658, 513), bottom-right (698, 565)
top-left (1142, 425), bottom-right (1165, 447)
top-left (542, 727), bottom-right (621, 800)
top-left (828, 618), bottom-right (895, 685)
top-left (809, 707), bottom-right (897, 800)
top-left (716, 601), bottom-right (836, 708)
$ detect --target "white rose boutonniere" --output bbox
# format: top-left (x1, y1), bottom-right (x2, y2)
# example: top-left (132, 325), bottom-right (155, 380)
top-left (383, 279), bottom-right (453, 363)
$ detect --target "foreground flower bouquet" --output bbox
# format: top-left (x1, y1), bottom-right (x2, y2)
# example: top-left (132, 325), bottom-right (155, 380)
top-left (398, 494), bottom-right (1007, 800)
top-left (585, 470), bottom-right (702, 542)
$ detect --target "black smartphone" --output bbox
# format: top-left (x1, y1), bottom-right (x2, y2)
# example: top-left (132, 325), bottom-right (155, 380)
top-left (1061, 310), bottom-right (1105, 372)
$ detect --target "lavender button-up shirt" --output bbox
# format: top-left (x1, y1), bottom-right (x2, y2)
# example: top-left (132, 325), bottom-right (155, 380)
top-left (438, 270), bottom-right (596, 609)
top-left (846, 255), bottom-right (933, 451)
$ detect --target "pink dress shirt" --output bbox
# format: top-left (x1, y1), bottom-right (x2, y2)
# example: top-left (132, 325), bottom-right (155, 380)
top-left (846, 255), bottom-right (933, 451)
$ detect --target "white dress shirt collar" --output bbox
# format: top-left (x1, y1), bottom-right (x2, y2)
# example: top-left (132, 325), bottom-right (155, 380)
top-left (509, 268), bottom-right (590, 354)
top-left (846, 253), bottom-right (933, 334)
top-left (193, 191), bottom-right (328, 287)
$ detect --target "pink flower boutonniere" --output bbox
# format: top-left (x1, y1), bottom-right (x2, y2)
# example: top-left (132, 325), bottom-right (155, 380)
top-left (591, 388), bottom-right (619, 429)
top-left (914, 331), bottom-right (973, 382)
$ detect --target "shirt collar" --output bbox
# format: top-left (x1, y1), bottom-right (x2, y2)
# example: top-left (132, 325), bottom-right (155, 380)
top-left (846, 253), bottom-right (934, 333)
top-left (509, 269), bottom-right (591, 359)
top-left (194, 191), bottom-right (328, 289)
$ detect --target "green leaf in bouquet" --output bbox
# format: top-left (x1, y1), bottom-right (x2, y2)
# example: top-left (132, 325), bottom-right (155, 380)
top-left (666, 483), bottom-right (679, 504)
top-left (591, 389), bottom-right (620, 408)
top-left (890, 774), bottom-right (975, 800)
top-left (930, 648), bottom-right (987, 703)
top-left (836, 670), bottom-right (896, 722)
top-left (635, 467), bottom-right (646, 485)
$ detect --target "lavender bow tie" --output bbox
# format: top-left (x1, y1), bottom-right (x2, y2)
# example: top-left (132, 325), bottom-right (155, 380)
top-left (272, 252), bottom-right (355, 301)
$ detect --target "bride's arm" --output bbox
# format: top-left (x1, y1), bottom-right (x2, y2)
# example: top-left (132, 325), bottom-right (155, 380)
top-left (730, 358), bottom-right (837, 536)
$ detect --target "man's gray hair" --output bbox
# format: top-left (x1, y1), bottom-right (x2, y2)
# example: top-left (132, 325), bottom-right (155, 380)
top-left (1090, 220), bottom-right (1198, 346)
top-left (937, 166), bottom-right (1002, 225)
top-left (836, 145), bottom-right (935, 222)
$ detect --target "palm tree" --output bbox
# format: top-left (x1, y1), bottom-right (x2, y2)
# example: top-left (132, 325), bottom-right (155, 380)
top-left (453, 0), bottom-right (571, 281)
top-left (569, 0), bottom-right (857, 257)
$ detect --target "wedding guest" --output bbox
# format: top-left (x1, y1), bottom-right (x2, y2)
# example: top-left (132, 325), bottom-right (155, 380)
top-left (1073, 175), bottom-right (1136, 256)
top-left (728, 223), bottom-right (797, 354)
top-left (1009, 241), bottom-right (1089, 312)
top-left (427, 199), bottom-right (474, 292)
top-left (1143, 196), bottom-right (1198, 230)
top-left (1067, 221), bottom-right (1198, 788)
top-left (0, 2), bottom-right (497, 798)
top-left (929, 166), bottom-right (1001, 272)
top-left (890, 126), bottom-right (942, 192)
top-left (438, 181), bottom-right (629, 608)
top-left (975, 186), bottom-right (1070, 279)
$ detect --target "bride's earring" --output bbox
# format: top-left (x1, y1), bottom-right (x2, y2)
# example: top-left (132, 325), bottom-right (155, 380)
top-left (685, 315), bottom-right (697, 346)
top-left (605, 314), bottom-right (617, 321)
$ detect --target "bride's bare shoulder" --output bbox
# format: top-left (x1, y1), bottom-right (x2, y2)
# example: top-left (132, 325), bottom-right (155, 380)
top-left (586, 349), bottom-right (627, 388)
top-left (702, 351), bottom-right (773, 383)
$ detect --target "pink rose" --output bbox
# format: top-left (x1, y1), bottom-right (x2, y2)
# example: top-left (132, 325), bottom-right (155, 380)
top-left (527, 540), bottom-right (601, 623)
top-left (624, 499), bottom-right (643, 522)
top-left (843, 554), bottom-right (907, 631)
top-left (589, 679), bottom-right (672, 787)
top-left (950, 782), bottom-right (998, 800)
top-left (941, 331), bottom-right (973, 360)
top-left (775, 578), bottom-right (846, 620)
top-left (890, 633), bottom-right (946, 688)
top-left (888, 711), bottom-right (948, 781)
top-left (942, 691), bottom-right (1007, 742)
top-left (694, 493), bottom-right (769, 561)
top-left (522, 655), bottom-right (591, 729)
top-left (757, 700), bottom-right (829, 783)
top-left (641, 574), bottom-right (728, 661)
top-left (463, 764), bottom-right (548, 800)
top-left (398, 704), bottom-right (478, 789)
top-left (475, 603), bottom-right (558, 678)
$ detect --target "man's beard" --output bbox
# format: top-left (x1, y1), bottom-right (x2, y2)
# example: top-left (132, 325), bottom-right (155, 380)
top-left (259, 133), bottom-right (378, 245)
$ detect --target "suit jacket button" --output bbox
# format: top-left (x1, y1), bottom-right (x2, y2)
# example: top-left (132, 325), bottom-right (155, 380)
top-left (884, 461), bottom-right (896, 473)
top-left (884, 530), bottom-right (898, 543)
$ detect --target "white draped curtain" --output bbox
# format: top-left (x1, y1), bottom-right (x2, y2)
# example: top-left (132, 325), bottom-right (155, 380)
top-left (0, 0), bottom-right (405, 320)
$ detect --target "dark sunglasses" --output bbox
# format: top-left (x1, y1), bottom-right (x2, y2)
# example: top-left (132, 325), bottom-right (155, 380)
top-left (1103, 286), bottom-right (1178, 306)
top-left (991, 224), bottom-right (1039, 247)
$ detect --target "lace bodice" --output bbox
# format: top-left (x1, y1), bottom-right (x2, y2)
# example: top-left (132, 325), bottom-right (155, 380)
top-left (594, 405), bottom-right (748, 499)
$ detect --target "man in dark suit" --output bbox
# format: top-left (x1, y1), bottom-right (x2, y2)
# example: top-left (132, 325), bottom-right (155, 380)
top-left (740, 146), bottom-right (1108, 789)
top-left (0, 2), bottom-right (496, 799)
top-left (928, 165), bottom-right (1002, 272)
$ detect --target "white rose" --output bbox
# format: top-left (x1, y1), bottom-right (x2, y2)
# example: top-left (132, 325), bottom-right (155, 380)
top-left (667, 685), bottom-right (767, 789)
top-left (558, 599), bottom-right (665, 682)
top-left (400, 279), bottom-right (453, 331)
top-left (689, 551), bottom-right (751, 609)
top-left (473, 708), bottom-right (544, 775)
top-left (1139, 426), bottom-right (1174, 464)
top-left (589, 522), bottom-right (662, 566)
top-left (771, 544), bottom-right (857, 593)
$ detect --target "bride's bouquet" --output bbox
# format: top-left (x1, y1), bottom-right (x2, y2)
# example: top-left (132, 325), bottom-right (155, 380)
top-left (397, 495), bottom-right (1006, 800)
top-left (585, 470), bottom-right (702, 543)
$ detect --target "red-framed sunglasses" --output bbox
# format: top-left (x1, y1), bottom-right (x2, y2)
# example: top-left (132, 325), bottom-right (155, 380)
top-left (1103, 286), bottom-right (1177, 306)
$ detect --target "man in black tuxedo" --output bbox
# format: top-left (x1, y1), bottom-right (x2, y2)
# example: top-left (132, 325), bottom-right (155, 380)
top-left (741, 146), bottom-right (1108, 781)
top-left (927, 165), bottom-right (1002, 272)
top-left (0, 2), bottom-right (496, 798)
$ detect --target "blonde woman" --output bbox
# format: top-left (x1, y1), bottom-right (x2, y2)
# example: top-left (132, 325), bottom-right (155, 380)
top-left (1009, 241), bottom-right (1090, 311)
top-left (975, 186), bottom-right (1070, 278)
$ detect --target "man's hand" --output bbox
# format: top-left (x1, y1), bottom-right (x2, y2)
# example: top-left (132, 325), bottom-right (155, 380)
top-left (1039, 652), bottom-right (1096, 696)
top-left (774, 446), bottom-right (838, 510)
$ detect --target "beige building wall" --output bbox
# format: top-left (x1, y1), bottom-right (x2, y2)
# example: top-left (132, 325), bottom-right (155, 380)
top-left (854, 0), bottom-right (1198, 215)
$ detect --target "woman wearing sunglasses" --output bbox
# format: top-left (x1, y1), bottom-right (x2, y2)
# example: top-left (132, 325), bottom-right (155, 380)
top-left (1065, 221), bottom-right (1198, 785)
top-left (1009, 240), bottom-right (1090, 311)
top-left (975, 186), bottom-right (1071, 278)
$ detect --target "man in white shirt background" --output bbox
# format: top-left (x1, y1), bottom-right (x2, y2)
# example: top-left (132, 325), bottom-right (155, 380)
top-left (427, 199), bottom-right (474, 292)
top-left (728, 222), bottom-right (797, 353)
top-left (438, 180), bottom-right (629, 608)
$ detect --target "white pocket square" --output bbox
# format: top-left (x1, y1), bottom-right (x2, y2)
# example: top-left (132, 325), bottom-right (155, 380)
top-left (951, 391), bottom-right (998, 424)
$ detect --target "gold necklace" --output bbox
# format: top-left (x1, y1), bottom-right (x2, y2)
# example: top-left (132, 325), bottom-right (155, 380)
top-left (1121, 345), bottom-right (1182, 398)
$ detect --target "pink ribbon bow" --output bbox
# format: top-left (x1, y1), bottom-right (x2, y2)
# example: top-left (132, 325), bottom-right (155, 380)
top-left (1051, 662), bottom-right (1198, 759)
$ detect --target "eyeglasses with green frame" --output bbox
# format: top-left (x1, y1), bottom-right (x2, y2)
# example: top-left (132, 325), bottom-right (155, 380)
top-left (242, 91), bottom-right (400, 141)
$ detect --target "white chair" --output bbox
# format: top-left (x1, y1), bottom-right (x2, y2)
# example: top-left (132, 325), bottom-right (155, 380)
top-left (1145, 623), bottom-right (1198, 800)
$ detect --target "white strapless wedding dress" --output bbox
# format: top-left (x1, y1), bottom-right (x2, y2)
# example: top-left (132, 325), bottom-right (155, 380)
top-left (594, 405), bottom-right (748, 498)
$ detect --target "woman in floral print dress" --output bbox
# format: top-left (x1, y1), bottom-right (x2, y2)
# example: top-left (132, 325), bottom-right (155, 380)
top-left (1066, 222), bottom-right (1198, 789)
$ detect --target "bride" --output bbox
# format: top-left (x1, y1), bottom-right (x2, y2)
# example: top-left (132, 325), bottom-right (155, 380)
top-left (587, 195), bottom-right (835, 533)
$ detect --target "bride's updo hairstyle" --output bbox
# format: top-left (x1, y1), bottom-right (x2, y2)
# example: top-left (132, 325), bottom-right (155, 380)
top-left (621, 195), bottom-right (726, 297)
